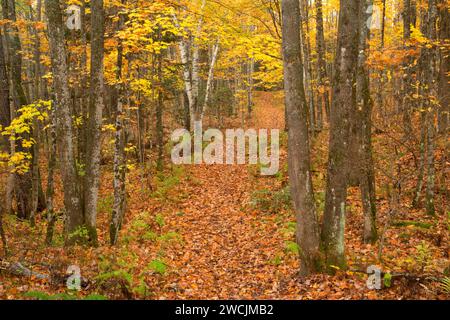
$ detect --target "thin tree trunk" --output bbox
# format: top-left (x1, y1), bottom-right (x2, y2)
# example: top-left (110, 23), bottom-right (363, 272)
top-left (110, 0), bottom-right (127, 245)
top-left (437, 4), bottom-right (449, 134)
top-left (401, 0), bottom-right (416, 140)
top-left (0, 29), bottom-right (8, 248)
top-left (156, 29), bottom-right (164, 172)
top-left (2, 0), bottom-right (33, 221)
top-left (425, 110), bottom-right (436, 215)
top-left (299, 0), bottom-right (315, 134)
top-left (377, 0), bottom-right (387, 123)
top-left (357, 0), bottom-right (377, 243)
top-left (45, 100), bottom-right (57, 245)
top-left (202, 39), bottom-right (220, 115)
top-left (0, 30), bottom-right (10, 130)
top-left (315, 0), bottom-right (330, 127)
top-left (413, 112), bottom-right (426, 207)
top-left (0, 197), bottom-right (6, 255)
top-left (282, 0), bottom-right (321, 276)
top-left (423, 0), bottom-right (439, 216)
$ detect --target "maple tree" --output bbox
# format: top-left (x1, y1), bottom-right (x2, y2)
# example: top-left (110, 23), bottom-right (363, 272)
top-left (0, 0), bottom-right (447, 301)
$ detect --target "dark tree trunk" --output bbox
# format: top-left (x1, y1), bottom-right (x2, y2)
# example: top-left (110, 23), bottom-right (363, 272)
top-left (437, 3), bottom-right (449, 134)
top-left (110, 0), bottom-right (127, 245)
top-left (357, 0), bottom-right (377, 244)
top-left (401, 0), bottom-right (416, 139)
top-left (0, 30), bottom-right (10, 130)
top-left (84, 0), bottom-right (105, 246)
top-left (156, 49), bottom-right (164, 172)
top-left (315, 0), bottom-right (330, 126)
top-left (422, 0), bottom-right (439, 216)
top-left (44, 0), bottom-right (83, 244)
top-left (45, 100), bottom-right (57, 245)
top-left (321, 0), bottom-right (361, 271)
top-left (2, 0), bottom-right (33, 221)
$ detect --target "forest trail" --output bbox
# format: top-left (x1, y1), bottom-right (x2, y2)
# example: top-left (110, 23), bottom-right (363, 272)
top-left (156, 92), bottom-right (293, 299)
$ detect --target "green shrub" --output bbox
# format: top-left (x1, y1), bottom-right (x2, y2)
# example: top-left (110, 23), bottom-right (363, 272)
top-left (148, 259), bottom-right (167, 275)
top-left (285, 241), bottom-right (300, 255)
top-left (250, 187), bottom-right (292, 213)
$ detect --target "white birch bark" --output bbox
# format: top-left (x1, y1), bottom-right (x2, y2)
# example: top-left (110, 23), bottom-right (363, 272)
top-left (202, 39), bottom-right (220, 115)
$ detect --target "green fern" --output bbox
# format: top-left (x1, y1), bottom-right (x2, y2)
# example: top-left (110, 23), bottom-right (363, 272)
top-left (148, 259), bottom-right (167, 275)
top-left (440, 277), bottom-right (450, 294)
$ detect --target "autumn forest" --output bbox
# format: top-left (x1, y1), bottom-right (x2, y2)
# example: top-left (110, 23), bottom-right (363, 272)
top-left (0, 0), bottom-right (448, 301)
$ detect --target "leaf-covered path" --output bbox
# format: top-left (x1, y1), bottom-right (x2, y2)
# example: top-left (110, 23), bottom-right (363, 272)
top-left (156, 93), bottom-right (293, 299)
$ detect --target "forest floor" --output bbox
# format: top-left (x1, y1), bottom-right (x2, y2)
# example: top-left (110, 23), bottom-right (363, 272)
top-left (0, 92), bottom-right (448, 300)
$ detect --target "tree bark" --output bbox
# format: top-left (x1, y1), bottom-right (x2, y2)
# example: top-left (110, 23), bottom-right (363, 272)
top-left (282, 0), bottom-right (322, 276)
top-left (401, 0), bottom-right (416, 139)
top-left (422, 0), bottom-right (439, 216)
top-left (44, 0), bottom-right (83, 244)
top-left (202, 39), bottom-right (220, 115)
top-left (437, 3), bottom-right (449, 134)
top-left (299, 0), bottom-right (315, 134)
top-left (315, 0), bottom-right (330, 127)
top-left (110, 0), bottom-right (127, 245)
top-left (45, 99), bottom-right (57, 245)
top-left (321, 0), bottom-right (361, 271)
top-left (357, 0), bottom-right (377, 243)
top-left (0, 30), bottom-right (10, 130)
top-left (2, 0), bottom-right (33, 221)
top-left (84, 0), bottom-right (105, 246)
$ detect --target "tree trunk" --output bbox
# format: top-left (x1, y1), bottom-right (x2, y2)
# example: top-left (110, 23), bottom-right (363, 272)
top-left (44, 0), bottom-right (83, 244)
top-left (401, 0), bottom-right (416, 140)
top-left (202, 39), bottom-right (220, 116)
top-left (282, 0), bottom-right (322, 276)
top-left (0, 30), bottom-right (10, 130)
top-left (45, 100), bottom-right (57, 245)
top-left (299, 0), bottom-right (315, 134)
top-left (413, 112), bottom-right (426, 207)
top-left (110, 0), bottom-right (127, 245)
top-left (156, 34), bottom-right (164, 172)
top-left (315, 0), bottom-right (330, 127)
top-left (84, 0), bottom-right (105, 246)
top-left (0, 30), bottom-right (8, 249)
top-left (357, 0), bottom-right (377, 243)
top-left (437, 4), bottom-right (449, 134)
top-left (422, 0), bottom-right (439, 216)
top-left (321, 0), bottom-right (361, 271)
top-left (2, 0), bottom-right (33, 221)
